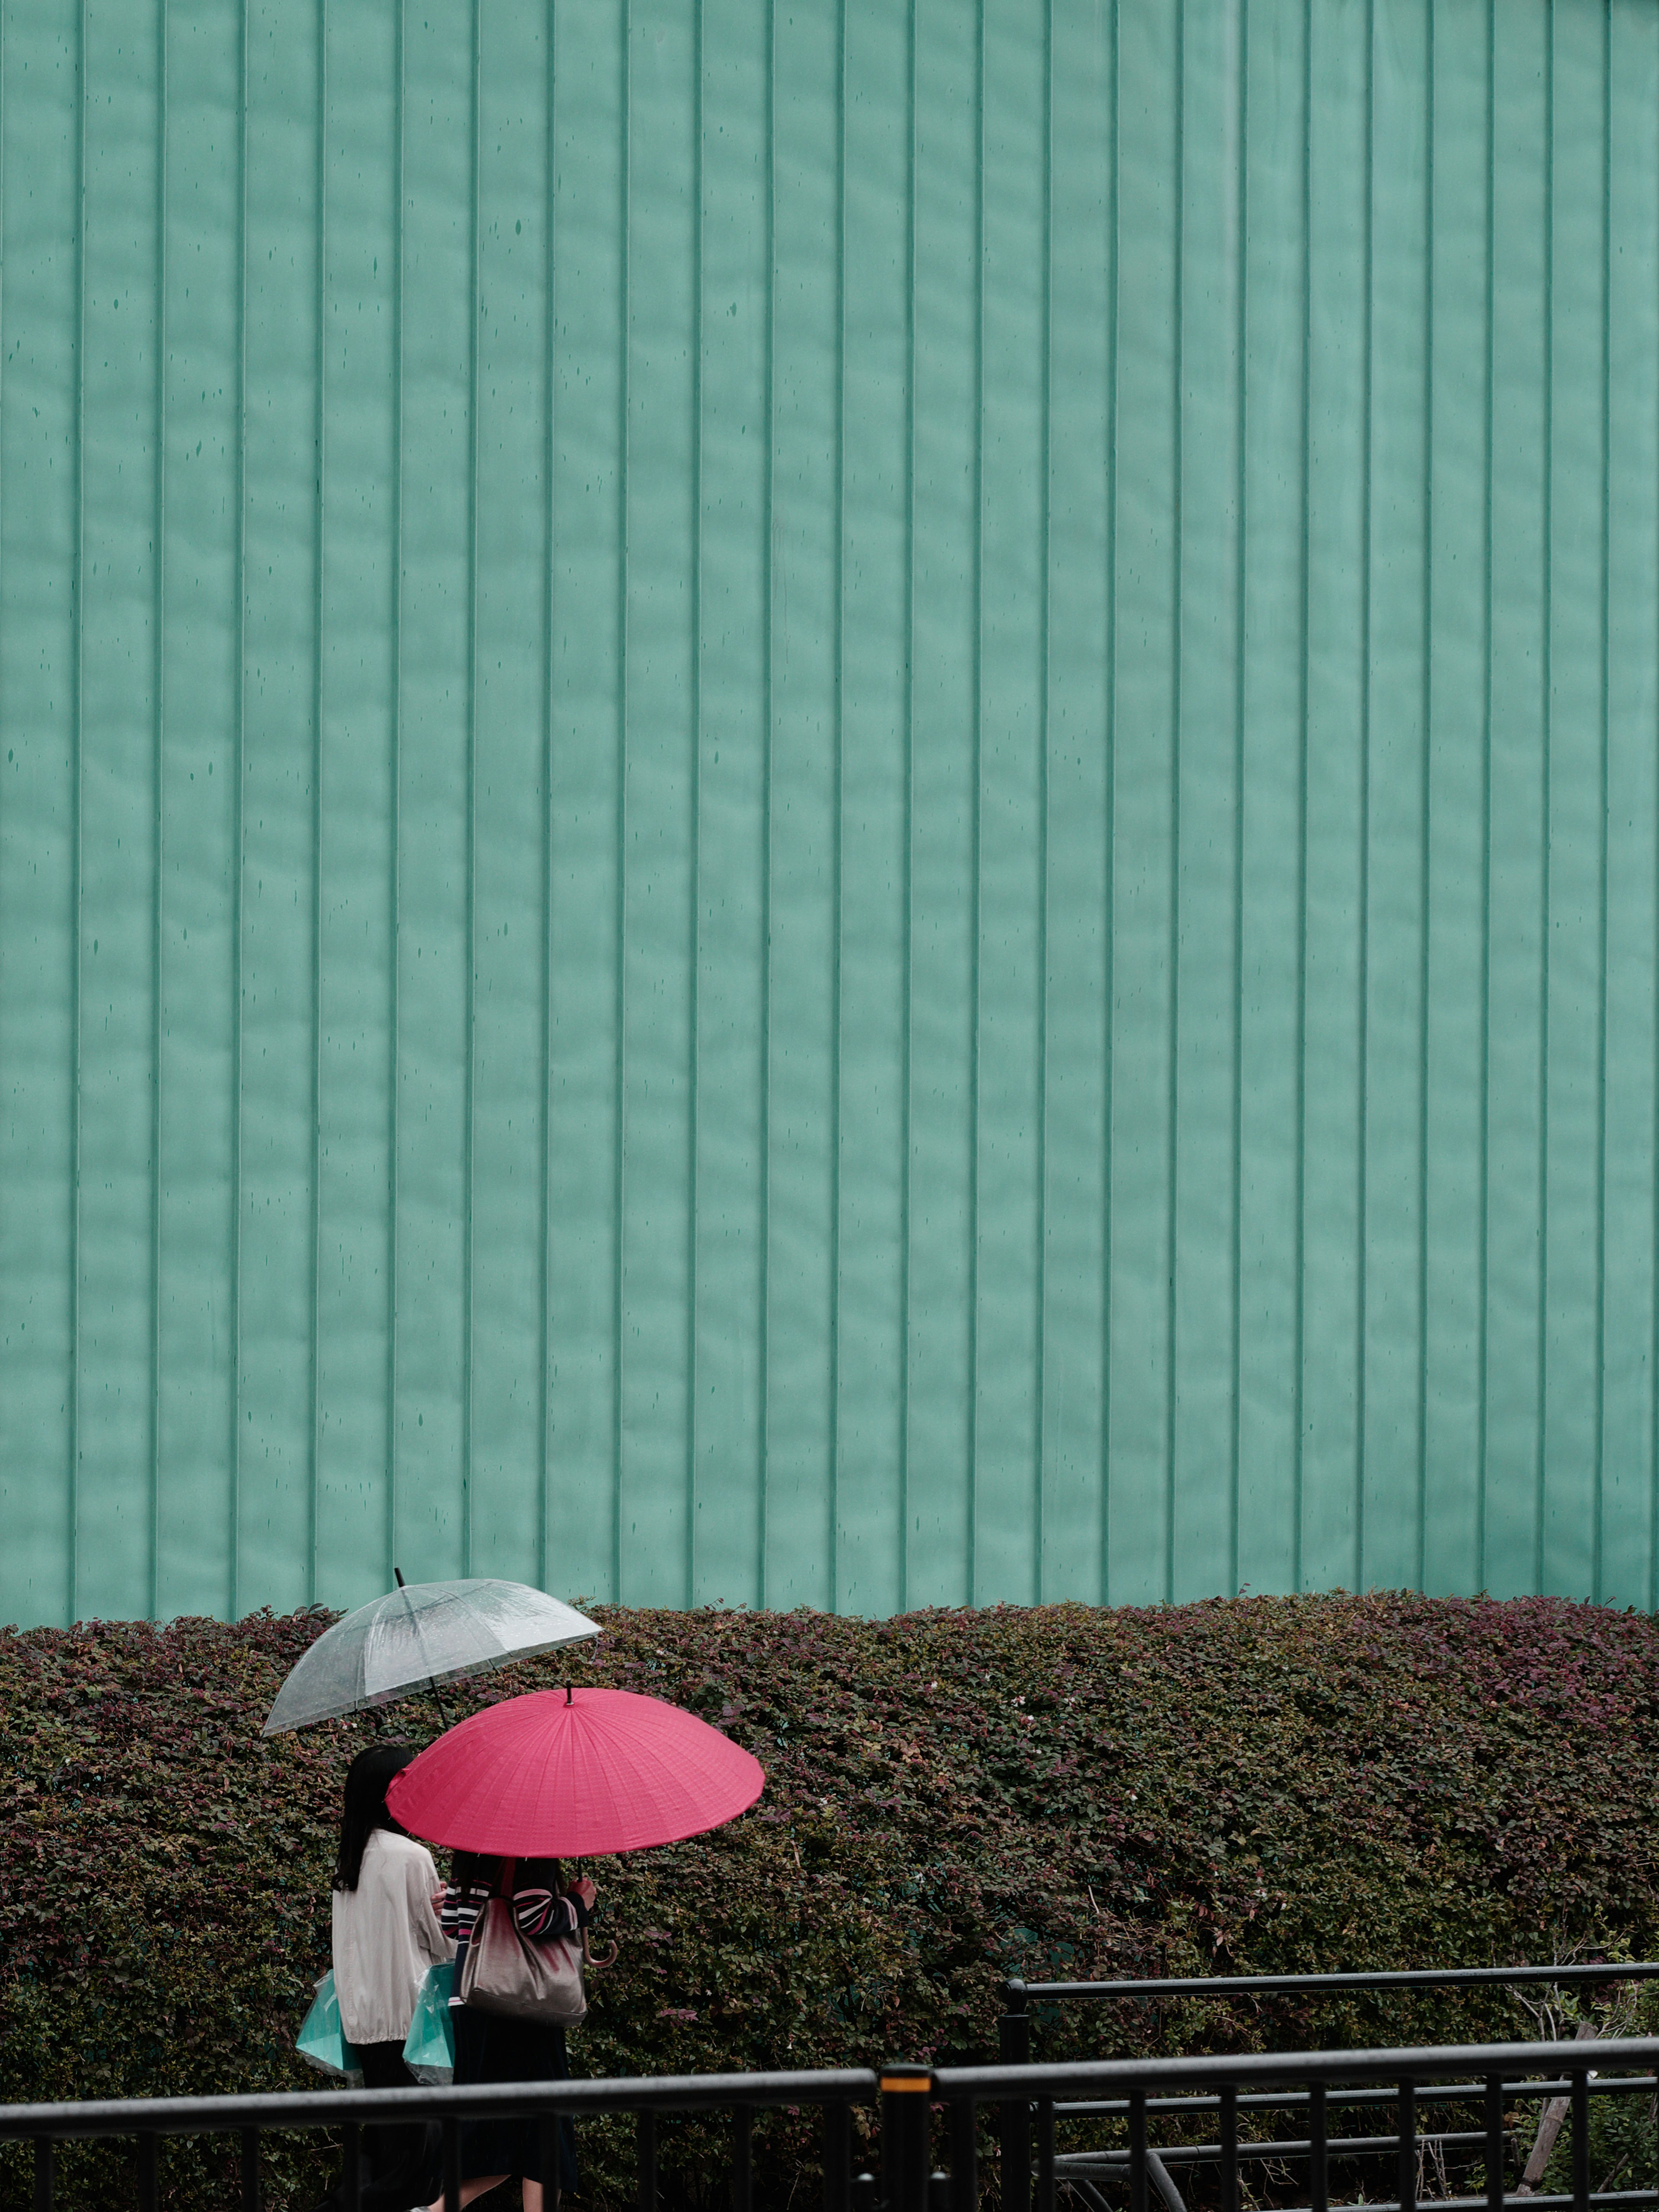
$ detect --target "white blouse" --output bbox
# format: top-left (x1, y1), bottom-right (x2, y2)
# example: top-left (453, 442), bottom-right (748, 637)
top-left (331, 1827), bottom-right (453, 2046)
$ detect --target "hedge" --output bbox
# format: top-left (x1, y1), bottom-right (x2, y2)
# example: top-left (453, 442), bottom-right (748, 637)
top-left (2, 1593), bottom-right (1658, 2211)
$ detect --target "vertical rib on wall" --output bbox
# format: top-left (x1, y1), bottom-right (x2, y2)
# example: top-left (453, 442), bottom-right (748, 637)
top-left (0, 0), bottom-right (1654, 1628)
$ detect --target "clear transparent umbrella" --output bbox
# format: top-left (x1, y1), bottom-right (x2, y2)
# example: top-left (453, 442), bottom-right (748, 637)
top-left (261, 1576), bottom-right (602, 1735)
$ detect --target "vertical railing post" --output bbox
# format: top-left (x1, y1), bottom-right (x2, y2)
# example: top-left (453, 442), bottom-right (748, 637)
top-left (823, 2100), bottom-right (853, 2212)
top-left (948, 2095), bottom-right (977, 2212)
top-left (1219, 2080), bottom-right (1238, 2212)
top-left (1128, 2089), bottom-right (1148, 2212)
top-left (1484, 2074), bottom-right (1505, 2212)
top-left (442, 2117), bottom-right (461, 2212)
top-left (31, 2136), bottom-right (51, 2212)
top-left (342, 2120), bottom-right (362, 2212)
top-left (1398, 2079), bottom-right (1417, 2212)
top-left (733, 2104), bottom-right (753, 2212)
top-left (881, 2063), bottom-right (933, 2212)
top-left (138, 2131), bottom-right (159, 2212)
top-left (1035, 2098), bottom-right (1054, 2212)
top-left (1309, 2080), bottom-right (1328, 2212)
top-left (241, 2125), bottom-right (261, 2212)
top-left (1570, 2069), bottom-right (1590, 2212)
top-left (999, 1982), bottom-right (1031, 2212)
top-left (541, 2115), bottom-right (563, 2212)
top-left (638, 2107), bottom-right (658, 2212)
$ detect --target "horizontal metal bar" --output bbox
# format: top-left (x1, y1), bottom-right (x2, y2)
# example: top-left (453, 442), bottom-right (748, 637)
top-left (1016, 1967), bottom-right (1659, 2005)
top-left (1253, 2196), bottom-right (1659, 2212)
top-left (1055, 2132), bottom-right (1493, 2168)
top-left (1054, 2078), bottom-right (1659, 2119)
top-left (0, 2068), bottom-right (881, 2141)
top-left (934, 2036), bottom-right (1659, 2098)
top-left (2, 2037), bottom-right (1648, 2148)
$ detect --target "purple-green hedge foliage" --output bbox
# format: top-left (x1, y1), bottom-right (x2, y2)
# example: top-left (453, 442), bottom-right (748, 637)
top-left (2, 1593), bottom-right (1656, 2208)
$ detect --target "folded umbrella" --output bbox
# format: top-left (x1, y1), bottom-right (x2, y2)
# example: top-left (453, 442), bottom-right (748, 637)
top-left (261, 1578), bottom-right (602, 1735)
top-left (385, 1686), bottom-right (765, 1855)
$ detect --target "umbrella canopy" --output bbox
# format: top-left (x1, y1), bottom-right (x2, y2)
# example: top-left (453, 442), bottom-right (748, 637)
top-left (261, 1580), bottom-right (602, 1735)
top-left (385, 1686), bottom-right (765, 1855)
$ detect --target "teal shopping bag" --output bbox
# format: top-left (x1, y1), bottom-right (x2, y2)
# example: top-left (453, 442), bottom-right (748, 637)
top-left (402, 1961), bottom-right (457, 2084)
top-left (296, 1970), bottom-right (363, 2084)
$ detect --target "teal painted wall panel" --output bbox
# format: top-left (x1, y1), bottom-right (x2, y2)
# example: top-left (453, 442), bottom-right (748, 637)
top-left (1, 0), bottom-right (1655, 1628)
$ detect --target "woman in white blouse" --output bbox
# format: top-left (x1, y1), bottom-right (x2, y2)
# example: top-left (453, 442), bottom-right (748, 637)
top-left (315, 1743), bottom-right (453, 2212)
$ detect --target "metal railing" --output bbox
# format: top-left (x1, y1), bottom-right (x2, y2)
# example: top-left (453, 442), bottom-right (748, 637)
top-left (996, 1963), bottom-right (1659, 2212)
top-left (0, 2066), bottom-right (877, 2212)
top-left (950, 2041), bottom-right (1659, 2212)
top-left (3, 2034), bottom-right (1658, 2212)
top-left (1005, 1967), bottom-right (1659, 2013)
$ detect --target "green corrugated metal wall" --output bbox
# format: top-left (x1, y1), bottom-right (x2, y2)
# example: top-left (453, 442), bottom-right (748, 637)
top-left (1, 0), bottom-right (1655, 1629)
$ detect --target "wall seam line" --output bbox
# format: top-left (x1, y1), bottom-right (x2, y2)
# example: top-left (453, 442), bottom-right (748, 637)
top-left (0, 0), bottom-right (4, 1621)
top-left (386, 0), bottom-right (405, 1583)
top-left (1651, 0), bottom-right (1659, 1621)
top-left (1033, 0), bottom-right (1052, 1609)
top-left (1291, 0), bottom-right (1312, 1596)
top-left (305, 0), bottom-right (325, 1611)
top-left (1536, 0), bottom-right (1554, 1599)
top-left (686, 0), bottom-right (703, 1611)
top-left (1592, 0), bottom-right (1611, 1606)
top-left (826, 0), bottom-right (845, 1616)
top-left (1355, 0), bottom-right (1373, 1595)
top-left (461, 0), bottom-right (482, 1579)
top-left (896, 0), bottom-right (915, 1615)
top-left (966, 0), bottom-right (985, 1611)
top-left (1163, 0), bottom-right (1185, 1610)
top-left (228, 0), bottom-right (248, 1619)
top-left (1415, 0), bottom-right (1434, 1595)
top-left (1227, 0), bottom-right (1248, 1604)
top-left (67, 0), bottom-right (86, 1628)
top-left (150, 0), bottom-right (170, 1624)
top-left (611, 0), bottom-right (630, 1607)
top-left (756, 0), bottom-right (775, 1611)
top-left (1100, 0), bottom-right (1119, 1610)
top-left (537, 0), bottom-right (556, 1595)
top-left (1475, 0), bottom-right (1495, 1596)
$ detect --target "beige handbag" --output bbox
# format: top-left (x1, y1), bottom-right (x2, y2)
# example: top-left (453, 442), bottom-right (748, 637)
top-left (457, 1861), bottom-right (588, 2026)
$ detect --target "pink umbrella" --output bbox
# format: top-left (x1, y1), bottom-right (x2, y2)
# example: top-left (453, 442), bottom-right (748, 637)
top-left (385, 1686), bottom-right (765, 1856)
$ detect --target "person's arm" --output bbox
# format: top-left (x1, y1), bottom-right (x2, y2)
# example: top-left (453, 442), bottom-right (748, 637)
top-left (511, 1885), bottom-right (582, 1939)
top-left (409, 1851), bottom-right (452, 1963)
top-left (440, 1879), bottom-right (484, 1945)
top-left (512, 1863), bottom-right (592, 1941)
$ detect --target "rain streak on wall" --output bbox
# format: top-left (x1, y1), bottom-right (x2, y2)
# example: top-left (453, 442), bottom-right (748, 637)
top-left (1, 0), bottom-right (1656, 1630)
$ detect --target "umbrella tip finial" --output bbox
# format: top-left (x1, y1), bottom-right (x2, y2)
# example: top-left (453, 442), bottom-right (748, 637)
top-left (566, 1683), bottom-right (573, 1705)
top-left (394, 1566), bottom-right (406, 1589)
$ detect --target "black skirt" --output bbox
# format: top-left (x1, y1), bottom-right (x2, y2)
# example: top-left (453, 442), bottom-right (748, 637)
top-left (311, 2043), bottom-right (436, 2212)
top-left (452, 2005), bottom-right (578, 2190)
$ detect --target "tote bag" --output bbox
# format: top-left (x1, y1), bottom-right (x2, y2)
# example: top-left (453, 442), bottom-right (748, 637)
top-left (402, 1960), bottom-right (458, 2084)
top-left (296, 1970), bottom-right (364, 2084)
top-left (458, 1868), bottom-right (587, 2026)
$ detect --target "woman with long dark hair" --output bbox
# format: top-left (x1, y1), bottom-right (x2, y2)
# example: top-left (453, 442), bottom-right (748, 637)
top-left (314, 1743), bottom-right (452, 2212)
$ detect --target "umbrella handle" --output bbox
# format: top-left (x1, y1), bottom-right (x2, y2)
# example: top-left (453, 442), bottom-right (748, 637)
top-left (581, 1928), bottom-right (619, 1971)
